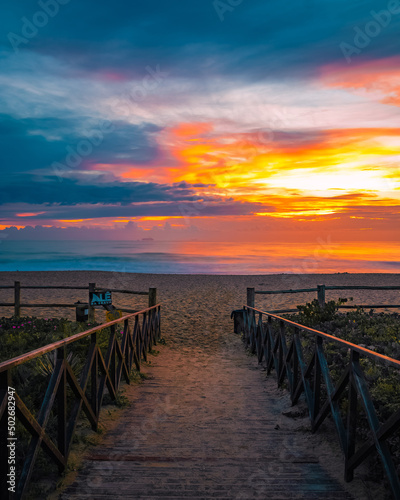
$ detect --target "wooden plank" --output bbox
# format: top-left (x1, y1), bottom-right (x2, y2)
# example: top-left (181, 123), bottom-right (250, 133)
top-left (255, 288), bottom-right (318, 294)
top-left (255, 285), bottom-right (400, 295)
top-left (326, 285), bottom-right (400, 291)
top-left (20, 303), bottom-right (77, 308)
top-left (97, 289), bottom-right (148, 295)
top-left (339, 304), bottom-right (400, 309)
top-left (20, 285), bottom-right (89, 290)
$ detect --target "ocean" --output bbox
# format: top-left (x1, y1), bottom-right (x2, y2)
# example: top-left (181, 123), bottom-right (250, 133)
top-left (0, 239), bottom-right (399, 274)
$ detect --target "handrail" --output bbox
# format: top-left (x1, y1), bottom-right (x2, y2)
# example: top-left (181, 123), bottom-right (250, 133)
top-left (245, 306), bottom-right (400, 369)
top-left (0, 304), bottom-right (161, 499)
top-left (0, 306), bottom-right (160, 372)
top-left (237, 305), bottom-right (400, 498)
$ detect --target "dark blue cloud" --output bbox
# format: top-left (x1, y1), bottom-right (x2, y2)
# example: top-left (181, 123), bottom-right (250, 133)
top-left (0, 113), bottom-right (161, 174)
top-left (1, 0), bottom-right (398, 81)
top-left (0, 175), bottom-right (212, 205)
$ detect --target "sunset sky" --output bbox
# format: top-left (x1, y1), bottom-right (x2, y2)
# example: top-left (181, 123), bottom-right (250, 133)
top-left (0, 0), bottom-right (399, 268)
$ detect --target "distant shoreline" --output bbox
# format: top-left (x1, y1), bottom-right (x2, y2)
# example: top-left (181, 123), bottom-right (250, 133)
top-left (1, 270), bottom-right (400, 276)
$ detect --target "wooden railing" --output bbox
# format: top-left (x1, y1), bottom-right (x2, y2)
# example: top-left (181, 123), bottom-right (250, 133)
top-left (0, 304), bottom-right (161, 499)
top-left (0, 282), bottom-right (157, 321)
top-left (238, 305), bottom-right (400, 499)
top-left (247, 285), bottom-right (400, 314)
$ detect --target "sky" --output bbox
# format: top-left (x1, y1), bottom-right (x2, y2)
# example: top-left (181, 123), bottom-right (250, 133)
top-left (0, 0), bottom-right (399, 267)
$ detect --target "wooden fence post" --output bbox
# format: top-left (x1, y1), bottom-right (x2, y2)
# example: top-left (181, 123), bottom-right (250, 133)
top-left (14, 281), bottom-right (21, 318)
top-left (148, 288), bottom-right (157, 308)
top-left (317, 285), bottom-right (326, 307)
top-left (88, 283), bottom-right (96, 323)
top-left (247, 287), bottom-right (255, 308)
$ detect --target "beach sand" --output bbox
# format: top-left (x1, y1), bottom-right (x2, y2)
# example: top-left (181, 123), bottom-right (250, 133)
top-left (1, 271), bottom-right (400, 349)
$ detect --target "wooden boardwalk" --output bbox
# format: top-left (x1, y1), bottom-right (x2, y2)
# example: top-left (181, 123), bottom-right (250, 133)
top-left (60, 335), bottom-right (370, 500)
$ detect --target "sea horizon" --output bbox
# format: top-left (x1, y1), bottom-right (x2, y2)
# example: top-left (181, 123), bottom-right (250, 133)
top-left (0, 239), bottom-right (399, 275)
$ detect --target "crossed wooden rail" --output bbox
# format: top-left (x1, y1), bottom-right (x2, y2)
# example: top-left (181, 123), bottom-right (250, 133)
top-left (0, 305), bottom-right (161, 499)
top-left (240, 306), bottom-right (400, 499)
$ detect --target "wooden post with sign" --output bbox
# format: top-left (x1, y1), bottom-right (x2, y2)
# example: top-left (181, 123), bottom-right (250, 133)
top-left (88, 283), bottom-right (96, 323)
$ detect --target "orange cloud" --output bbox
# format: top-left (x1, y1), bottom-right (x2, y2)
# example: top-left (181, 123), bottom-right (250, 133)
top-left (320, 57), bottom-right (400, 106)
top-left (157, 120), bottom-right (400, 214)
top-left (16, 212), bottom-right (45, 217)
top-left (171, 122), bottom-right (213, 138)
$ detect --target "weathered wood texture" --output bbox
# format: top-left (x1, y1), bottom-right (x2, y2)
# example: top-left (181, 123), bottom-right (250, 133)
top-left (0, 305), bottom-right (161, 499)
top-left (240, 305), bottom-right (400, 499)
